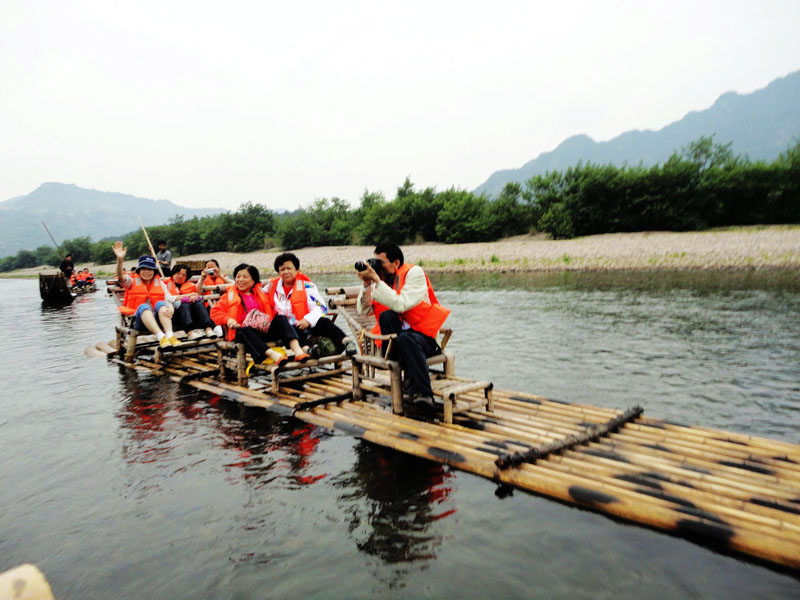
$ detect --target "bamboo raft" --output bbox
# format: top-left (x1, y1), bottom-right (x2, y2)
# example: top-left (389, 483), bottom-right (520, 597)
top-left (39, 273), bottom-right (74, 304)
top-left (72, 282), bottom-right (97, 295)
top-left (98, 286), bottom-right (800, 571)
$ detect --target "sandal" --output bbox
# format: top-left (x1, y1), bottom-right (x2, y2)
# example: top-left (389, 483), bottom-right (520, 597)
top-left (294, 351), bottom-right (311, 363)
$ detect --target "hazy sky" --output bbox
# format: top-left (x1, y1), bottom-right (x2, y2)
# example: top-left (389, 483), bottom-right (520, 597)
top-left (2, 1), bottom-right (799, 211)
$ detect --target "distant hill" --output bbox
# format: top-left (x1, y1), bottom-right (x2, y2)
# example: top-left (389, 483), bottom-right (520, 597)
top-left (0, 183), bottom-right (223, 257)
top-left (474, 69), bottom-right (800, 199)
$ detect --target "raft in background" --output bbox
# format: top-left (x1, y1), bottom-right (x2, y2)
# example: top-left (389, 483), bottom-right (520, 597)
top-left (73, 282), bottom-right (97, 295)
top-left (38, 273), bottom-right (73, 304)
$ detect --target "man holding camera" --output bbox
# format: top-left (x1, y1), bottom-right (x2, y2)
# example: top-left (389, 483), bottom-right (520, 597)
top-left (356, 242), bottom-right (450, 416)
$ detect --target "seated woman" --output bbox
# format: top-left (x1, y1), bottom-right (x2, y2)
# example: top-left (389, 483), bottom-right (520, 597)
top-left (196, 259), bottom-right (232, 296)
top-left (211, 263), bottom-right (311, 373)
top-left (166, 264), bottom-right (222, 340)
top-left (113, 241), bottom-right (180, 348)
top-left (265, 252), bottom-right (356, 356)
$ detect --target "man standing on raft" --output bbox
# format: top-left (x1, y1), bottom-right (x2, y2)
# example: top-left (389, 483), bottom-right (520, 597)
top-left (356, 242), bottom-right (450, 416)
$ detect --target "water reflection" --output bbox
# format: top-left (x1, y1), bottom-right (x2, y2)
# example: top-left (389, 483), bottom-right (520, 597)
top-left (116, 367), bottom-right (329, 489)
top-left (333, 442), bottom-right (455, 587)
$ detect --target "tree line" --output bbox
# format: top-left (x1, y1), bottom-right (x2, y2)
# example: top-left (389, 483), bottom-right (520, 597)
top-left (2, 136), bottom-right (798, 273)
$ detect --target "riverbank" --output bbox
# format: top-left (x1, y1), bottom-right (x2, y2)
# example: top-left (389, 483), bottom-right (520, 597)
top-left (3, 225), bottom-right (799, 278)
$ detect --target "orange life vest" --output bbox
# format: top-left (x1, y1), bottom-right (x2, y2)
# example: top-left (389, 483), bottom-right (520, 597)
top-left (201, 274), bottom-right (228, 294)
top-left (210, 285), bottom-right (272, 341)
top-left (119, 274), bottom-right (166, 315)
top-left (76, 272), bottom-right (87, 281)
top-left (370, 263), bottom-right (449, 339)
top-left (164, 277), bottom-right (197, 296)
top-left (265, 273), bottom-right (313, 321)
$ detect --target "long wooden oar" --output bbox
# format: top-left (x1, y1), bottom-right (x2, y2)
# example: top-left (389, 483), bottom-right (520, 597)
top-left (137, 217), bottom-right (165, 278)
top-left (41, 221), bottom-right (63, 255)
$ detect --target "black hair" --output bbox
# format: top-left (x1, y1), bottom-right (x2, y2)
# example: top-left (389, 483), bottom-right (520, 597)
top-left (206, 259), bottom-right (220, 268)
top-left (274, 252), bottom-right (300, 272)
top-left (374, 242), bottom-right (404, 265)
top-left (233, 263), bottom-right (260, 284)
top-left (157, 240), bottom-right (167, 246)
top-left (172, 264), bottom-right (190, 277)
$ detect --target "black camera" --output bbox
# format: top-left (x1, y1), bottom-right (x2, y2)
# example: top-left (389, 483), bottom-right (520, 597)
top-left (354, 258), bottom-right (385, 279)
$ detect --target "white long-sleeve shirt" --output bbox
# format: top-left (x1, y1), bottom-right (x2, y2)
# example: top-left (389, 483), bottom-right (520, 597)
top-left (357, 265), bottom-right (428, 330)
top-left (266, 278), bottom-right (327, 327)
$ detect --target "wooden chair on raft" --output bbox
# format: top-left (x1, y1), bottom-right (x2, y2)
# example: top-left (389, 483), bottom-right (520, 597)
top-left (325, 286), bottom-right (493, 424)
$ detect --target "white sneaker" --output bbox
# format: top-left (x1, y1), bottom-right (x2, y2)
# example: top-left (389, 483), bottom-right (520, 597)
top-left (187, 330), bottom-right (204, 341)
top-left (213, 325), bottom-right (224, 338)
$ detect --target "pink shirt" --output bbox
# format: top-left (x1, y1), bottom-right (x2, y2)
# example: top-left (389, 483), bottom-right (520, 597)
top-left (241, 292), bottom-right (260, 314)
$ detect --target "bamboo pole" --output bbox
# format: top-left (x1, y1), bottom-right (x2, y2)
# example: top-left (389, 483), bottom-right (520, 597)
top-left (137, 217), bottom-right (165, 278)
top-left (41, 221), bottom-right (63, 256)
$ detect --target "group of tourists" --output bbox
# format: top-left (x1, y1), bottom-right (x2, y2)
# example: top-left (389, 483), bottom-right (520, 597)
top-left (113, 239), bottom-right (450, 416)
top-left (59, 254), bottom-right (95, 289)
top-left (70, 268), bottom-right (95, 288)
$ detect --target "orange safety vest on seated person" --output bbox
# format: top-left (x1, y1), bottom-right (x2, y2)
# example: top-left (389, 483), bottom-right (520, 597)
top-left (164, 278), bottom-right (197, 296)
top-left (119, 274), bottom-right (166, 315)
top-left (76, 272), bottom-right (87, 282)
top-left (265, 273), bottom-right (313, 321)
top-left (370, 263), bottom-right (450, 340)
top-left (210, 285), bottom-right (273, 341)
top-left (201, 274), bottom-right (227, 294)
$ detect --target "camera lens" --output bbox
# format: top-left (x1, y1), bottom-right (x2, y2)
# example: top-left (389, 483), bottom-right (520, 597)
top-left (354, 261), bottom-right (366, 271)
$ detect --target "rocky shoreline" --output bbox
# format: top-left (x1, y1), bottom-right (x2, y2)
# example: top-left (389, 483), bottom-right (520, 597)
top-left (4, 226), bottom-right (799, 278)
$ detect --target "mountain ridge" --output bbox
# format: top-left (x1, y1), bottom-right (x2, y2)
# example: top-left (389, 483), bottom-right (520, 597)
top-left (474, 70), bottom-right (800, 198)
top-left (0, 183), bottom-right (223, 258)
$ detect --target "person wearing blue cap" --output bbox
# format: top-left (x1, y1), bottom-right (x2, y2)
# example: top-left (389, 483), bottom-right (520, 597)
top-left (112, 241), bottom-right (181, 347)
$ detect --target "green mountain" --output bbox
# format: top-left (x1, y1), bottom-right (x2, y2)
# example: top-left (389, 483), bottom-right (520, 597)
top-left (0, 183), bottom-right (223, 258)
top-left (474, 69), bottom-right (800, 199)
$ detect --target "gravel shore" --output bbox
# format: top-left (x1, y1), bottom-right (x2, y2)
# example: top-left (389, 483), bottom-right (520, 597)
top-left (6, 226), bottom-right (800, 277)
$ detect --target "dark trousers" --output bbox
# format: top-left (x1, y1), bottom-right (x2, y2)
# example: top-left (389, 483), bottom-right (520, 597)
top-left (173, 301), bottom-right (215, 332)
top-left (235, 314), bottom-right (298, 363)
top-left (379, 310), bottom-right (440, 397)
top-left (295, 316), bottom-right (347, 351)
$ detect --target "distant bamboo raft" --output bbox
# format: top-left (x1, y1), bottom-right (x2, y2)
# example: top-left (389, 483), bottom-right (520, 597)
top-left (38, 273), bottom-right (73, 303)
top-left (113, 347), bottom-right (800, 571)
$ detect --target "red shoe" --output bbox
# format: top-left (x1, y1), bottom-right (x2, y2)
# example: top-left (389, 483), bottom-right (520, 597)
top-left (294, 351), bottom-right (311, 363)
top-left (274, 355), bottom-right (288, 367)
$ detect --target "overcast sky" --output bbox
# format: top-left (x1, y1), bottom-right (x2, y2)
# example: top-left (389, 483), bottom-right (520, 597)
top-left (2, 1), bottom-right (799, 211)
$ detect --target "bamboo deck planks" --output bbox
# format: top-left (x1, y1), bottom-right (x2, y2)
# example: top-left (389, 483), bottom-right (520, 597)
top-left (112, 350), bottom-right (800, 570)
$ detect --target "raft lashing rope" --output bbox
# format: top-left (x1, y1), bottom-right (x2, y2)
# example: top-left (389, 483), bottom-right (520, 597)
top-left (495, 405), bottom-right (644, 469)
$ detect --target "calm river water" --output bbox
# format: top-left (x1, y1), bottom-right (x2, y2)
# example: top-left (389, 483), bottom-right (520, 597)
top-left (1, 271), bottom-right (798, 599)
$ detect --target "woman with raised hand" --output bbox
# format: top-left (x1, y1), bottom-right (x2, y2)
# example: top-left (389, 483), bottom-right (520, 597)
top-left (211, 263), bottom-right (310, 373)
top-left (113, 241), bottom-right (180, 348)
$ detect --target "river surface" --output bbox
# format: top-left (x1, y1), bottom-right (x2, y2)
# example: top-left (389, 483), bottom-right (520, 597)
top-left (1, 271), bottom-right (798, 599)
